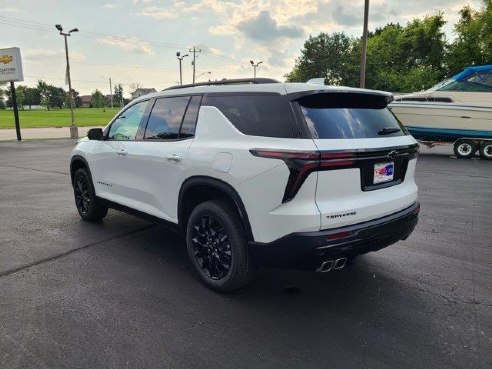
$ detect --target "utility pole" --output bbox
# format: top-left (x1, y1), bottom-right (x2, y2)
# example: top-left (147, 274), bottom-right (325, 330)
top-left (56, 24), bottom-right (79, 139)
top-left (109, 78), bottom-right (113, 108)
top-left (360, 0), bottom-right (370, 88)
top-left (189, 46), bottom-right (201, 83)
top-left (176, 52), bottom-right (188, 85)
top-left (250, 60), bottom-right (263, 78)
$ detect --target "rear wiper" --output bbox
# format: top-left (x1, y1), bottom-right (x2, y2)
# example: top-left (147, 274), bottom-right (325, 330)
top-left (378, 127), bottom-right (401, 135)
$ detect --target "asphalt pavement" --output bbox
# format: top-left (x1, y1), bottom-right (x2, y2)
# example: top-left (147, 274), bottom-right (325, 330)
top-left (0, 140), bottom-right (491, 369)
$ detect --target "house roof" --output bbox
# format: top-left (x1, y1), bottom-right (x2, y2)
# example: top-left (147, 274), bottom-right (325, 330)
top-left (132, 88), bottom-right (157, 95)
top-left (80, 95), bottom-right (92, 103)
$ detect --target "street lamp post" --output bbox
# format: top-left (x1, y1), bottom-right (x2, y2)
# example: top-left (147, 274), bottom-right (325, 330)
top-left (250, 60), bottom-right (263, 78)
top-left (56, 24), bottom-right (78, 139)
top-left (176, 52), bottom-right (189, 85)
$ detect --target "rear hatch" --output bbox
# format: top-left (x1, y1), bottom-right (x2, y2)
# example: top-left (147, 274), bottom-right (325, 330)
top-left (292, 91), bottom-right (419, 229)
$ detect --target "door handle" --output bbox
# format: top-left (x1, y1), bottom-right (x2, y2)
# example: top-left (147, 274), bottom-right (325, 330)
top-left (166, 154), bottom-right (182, 162)
top-left (117, 150), bottom-right (128, 156)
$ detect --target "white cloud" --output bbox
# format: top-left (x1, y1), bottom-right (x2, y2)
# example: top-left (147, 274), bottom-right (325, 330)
top-left (138, 6), bottom-right (180, 19)
top-left (23, 48), bottom-right (87, 62)
top-left (102, 3), bottom-right (116, 9)
top-left (237, 11), bottom-right (305, 41)
top-left (98, 36), bottom-right (154, 55)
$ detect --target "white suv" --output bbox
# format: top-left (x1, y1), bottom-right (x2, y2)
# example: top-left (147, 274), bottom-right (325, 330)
top-left (70, 78), bottom-right (420, 292)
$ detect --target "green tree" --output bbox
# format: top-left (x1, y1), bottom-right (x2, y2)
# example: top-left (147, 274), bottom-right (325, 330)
top-left (285, 14), bottom-right (447, 92)
top-left (24, 87), bottom-right (41, 109)
top-left (285, 33), bottom-right (356, 85)
top-left (447, 0), bottom-right (492, 75)
top-left (365, 15), bottom-right (447, 91)
top-left (37, 80), bottom-right (52, 111)
top-left (114, 83), bottom-right (124, 107)
top-left (91, 89), bottom-right (107, 108)
top-left (48, 87), bottom-right (67, 109)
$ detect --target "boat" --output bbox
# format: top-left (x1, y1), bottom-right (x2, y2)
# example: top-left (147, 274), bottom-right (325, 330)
top-left (389, 65), bottom-right (492, 158)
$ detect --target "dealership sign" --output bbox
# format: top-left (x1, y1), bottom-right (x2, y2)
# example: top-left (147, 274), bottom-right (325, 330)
top-left (0, 47), bottom-right (23, 82)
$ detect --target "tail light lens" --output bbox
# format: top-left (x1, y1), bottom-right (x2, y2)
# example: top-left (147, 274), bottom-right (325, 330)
top-left (250, 149), bottom-right (355, 202)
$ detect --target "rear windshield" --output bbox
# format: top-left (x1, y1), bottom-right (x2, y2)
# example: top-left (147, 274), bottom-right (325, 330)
top-left (297, 93), bottom-right (407, 139)
top-left (202, 94), bottom-right (296, 138)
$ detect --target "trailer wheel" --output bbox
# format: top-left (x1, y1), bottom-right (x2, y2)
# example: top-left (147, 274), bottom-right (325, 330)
top-left (479, 142), bottom-right (492, 160)
top-left (454, 139), bottom-right (476, 159)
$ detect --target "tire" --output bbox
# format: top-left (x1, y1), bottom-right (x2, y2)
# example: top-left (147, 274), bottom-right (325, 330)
top-left (185, 200), bottom-right (255, 292)
top-left (453, 139), bottom-right (476, 159)
top-left (479, 141), bottom-right (492, 160)
top-left (73, 168), bottom-right (108, 221)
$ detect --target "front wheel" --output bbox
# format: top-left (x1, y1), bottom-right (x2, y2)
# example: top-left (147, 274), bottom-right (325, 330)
top-left (453, 139), bottom-right (476, 159)
top-left (73, 168), bottom-right (108, 221)
top-left (186, 200), bottom-right (255, 292)
top-left (479, 141), bottom-right (492, 160)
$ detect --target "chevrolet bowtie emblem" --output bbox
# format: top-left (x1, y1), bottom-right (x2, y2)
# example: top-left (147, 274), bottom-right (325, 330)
top-left (0, 55), bottom-right (13, 64)
top-left (386, 150), bottom-right (399, 160)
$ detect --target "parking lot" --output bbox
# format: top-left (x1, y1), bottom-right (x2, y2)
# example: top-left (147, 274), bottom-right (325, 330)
top-left (0, 139), bottom-right (491, 369)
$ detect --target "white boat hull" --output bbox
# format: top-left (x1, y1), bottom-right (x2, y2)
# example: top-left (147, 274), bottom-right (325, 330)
top-left (390, 102), bottom-right (492, 141)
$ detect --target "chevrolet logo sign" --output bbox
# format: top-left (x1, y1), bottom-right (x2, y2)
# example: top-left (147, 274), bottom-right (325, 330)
top-left (0, 55), bottom-right (13, 64)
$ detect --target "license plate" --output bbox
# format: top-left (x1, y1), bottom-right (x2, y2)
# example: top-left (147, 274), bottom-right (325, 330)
top-left (373, 162), bottom-right (394, 184)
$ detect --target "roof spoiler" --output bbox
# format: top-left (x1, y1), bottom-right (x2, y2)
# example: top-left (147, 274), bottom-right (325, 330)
top-left (289, 90), bottom-right (394, 108)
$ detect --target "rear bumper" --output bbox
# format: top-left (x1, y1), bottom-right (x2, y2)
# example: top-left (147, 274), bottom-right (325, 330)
top-left (249, 202), bottom-right (420, 271)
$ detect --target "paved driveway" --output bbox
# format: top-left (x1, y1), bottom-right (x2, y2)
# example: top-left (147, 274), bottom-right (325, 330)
top-left (0, 140), bottom-right (491, 369)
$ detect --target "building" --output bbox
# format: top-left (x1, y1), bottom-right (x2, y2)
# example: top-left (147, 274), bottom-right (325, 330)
top-left (131, 88), bottom-right (157, 100)
top-left (80, 95), bottom-right (92, 108)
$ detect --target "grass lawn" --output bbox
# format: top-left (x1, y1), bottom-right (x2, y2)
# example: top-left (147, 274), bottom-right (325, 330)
top-left (0, 108), bottom-right (121, 129)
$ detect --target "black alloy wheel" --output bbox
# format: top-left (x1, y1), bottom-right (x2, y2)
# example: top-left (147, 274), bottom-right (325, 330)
top-left (74, 172), bottom-right (91, 215)
top-left (191, 215), bottom-right (232, 280)
top-left (73, 168), bottom-right (108, 221)
top-left (186, 200), bottom-right (255, 292)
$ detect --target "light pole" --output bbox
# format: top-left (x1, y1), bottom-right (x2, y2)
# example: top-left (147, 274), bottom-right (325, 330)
top-left (360, 0), bottom-right (370, 88)
top-left (176, 52), bottom-right (188, 85)
top-left (250, 60), bottom-right (262, 78)
top-left (56, 24), bottom-right (78, 139)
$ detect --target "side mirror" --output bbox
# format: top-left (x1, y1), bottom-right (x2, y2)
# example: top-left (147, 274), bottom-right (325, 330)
top-left (87, 128), bottom-right (103, 141)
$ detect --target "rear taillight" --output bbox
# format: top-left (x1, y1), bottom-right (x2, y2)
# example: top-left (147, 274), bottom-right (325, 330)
top-left (250, 149), bottom-right (355, 202)
top-left (251, 144), bottom-right (418, 202)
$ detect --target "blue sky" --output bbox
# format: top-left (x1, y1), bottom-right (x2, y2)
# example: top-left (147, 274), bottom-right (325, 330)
top-left (0, 0), bottom-right (482, 96)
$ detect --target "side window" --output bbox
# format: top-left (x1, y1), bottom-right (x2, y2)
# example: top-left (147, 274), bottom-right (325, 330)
top-left (202, 95), bottom-right (296, 138)
top-left (179, 95), bottom-right (202, 138)
top-left (144, 96), bottom-right (190, 140)
top-left (108, 101), bottom-right (148, 140)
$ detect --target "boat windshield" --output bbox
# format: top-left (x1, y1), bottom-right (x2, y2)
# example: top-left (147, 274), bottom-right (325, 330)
top-left (432, 70), bottom-right (492, 92)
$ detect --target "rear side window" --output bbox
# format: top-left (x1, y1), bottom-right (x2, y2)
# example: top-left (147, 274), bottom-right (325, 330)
top-left (144, 96), bottom-right (190, 140)
top-left (297, 93), bottom-right (407, 139)
top-left (203, 95), bottom-right (296, 138)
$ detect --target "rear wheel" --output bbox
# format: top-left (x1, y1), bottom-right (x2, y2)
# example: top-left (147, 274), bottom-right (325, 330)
top-left (186, 200), bottom-right (255, 292)
top-left (73, 168), bottom-right (108, 221)
top-left (453, 139), bottom-right (476, 159)
top-left (479, 141), bottom-right (492, 160)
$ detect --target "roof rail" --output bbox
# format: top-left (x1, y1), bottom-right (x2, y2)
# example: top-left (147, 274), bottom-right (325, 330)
top-left (164, 78), bottom-right (280, 91)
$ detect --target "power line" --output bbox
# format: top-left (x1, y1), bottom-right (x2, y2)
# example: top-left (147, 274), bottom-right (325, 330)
top-left (0, 15), bottom-right (245, 67)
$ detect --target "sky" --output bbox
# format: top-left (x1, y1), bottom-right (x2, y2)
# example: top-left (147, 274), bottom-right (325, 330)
top-left (0, 0), bottom-right (483, 97)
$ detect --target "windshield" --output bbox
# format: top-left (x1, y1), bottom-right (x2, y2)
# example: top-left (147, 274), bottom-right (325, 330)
top-left (432, 71), bottom-right (492, 92)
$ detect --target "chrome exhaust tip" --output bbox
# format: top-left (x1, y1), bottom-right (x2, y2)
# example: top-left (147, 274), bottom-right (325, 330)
top-left (333, 257), bottom-right (347, 270)
top-left (317, 260), bottom-right (334, 273)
